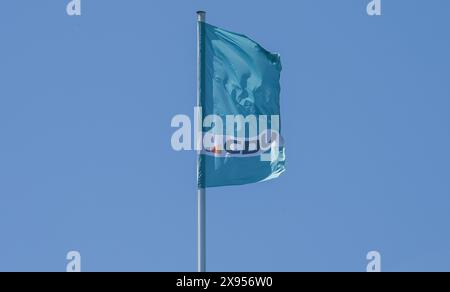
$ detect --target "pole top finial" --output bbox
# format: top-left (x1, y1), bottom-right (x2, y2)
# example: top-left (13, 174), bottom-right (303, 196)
top-left (197, 11), bottom-right (206, 22)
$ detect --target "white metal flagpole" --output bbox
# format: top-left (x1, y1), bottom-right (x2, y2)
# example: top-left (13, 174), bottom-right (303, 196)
top-left (197, 10), bottom-right (206, 273)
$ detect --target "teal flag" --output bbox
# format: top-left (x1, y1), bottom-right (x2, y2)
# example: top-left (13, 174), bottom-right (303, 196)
top-left (198, 23), bottom-right (286, 188)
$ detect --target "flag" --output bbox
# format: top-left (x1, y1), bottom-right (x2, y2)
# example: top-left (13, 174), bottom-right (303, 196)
top-left (198, 23), bottom-right (286, 188)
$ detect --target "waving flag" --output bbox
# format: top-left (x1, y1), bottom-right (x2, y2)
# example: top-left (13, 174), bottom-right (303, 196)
top-left (198, 23), bottom-right (286, 188)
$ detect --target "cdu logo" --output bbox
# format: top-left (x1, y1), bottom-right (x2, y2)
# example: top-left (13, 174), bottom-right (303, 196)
top-left (367, 0), bottom-right (382, 16)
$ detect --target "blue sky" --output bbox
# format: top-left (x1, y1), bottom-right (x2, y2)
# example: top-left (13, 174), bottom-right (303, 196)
top-left (0, 0), bottom-right (449, 271)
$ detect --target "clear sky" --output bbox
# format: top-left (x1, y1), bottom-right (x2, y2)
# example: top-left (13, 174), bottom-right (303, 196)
top-left (0, 0), bottom-right (449, 272)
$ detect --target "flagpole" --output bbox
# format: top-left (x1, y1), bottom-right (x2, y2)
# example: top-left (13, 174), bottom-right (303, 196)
top-left (197, 10), bottom-right (206, 273)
